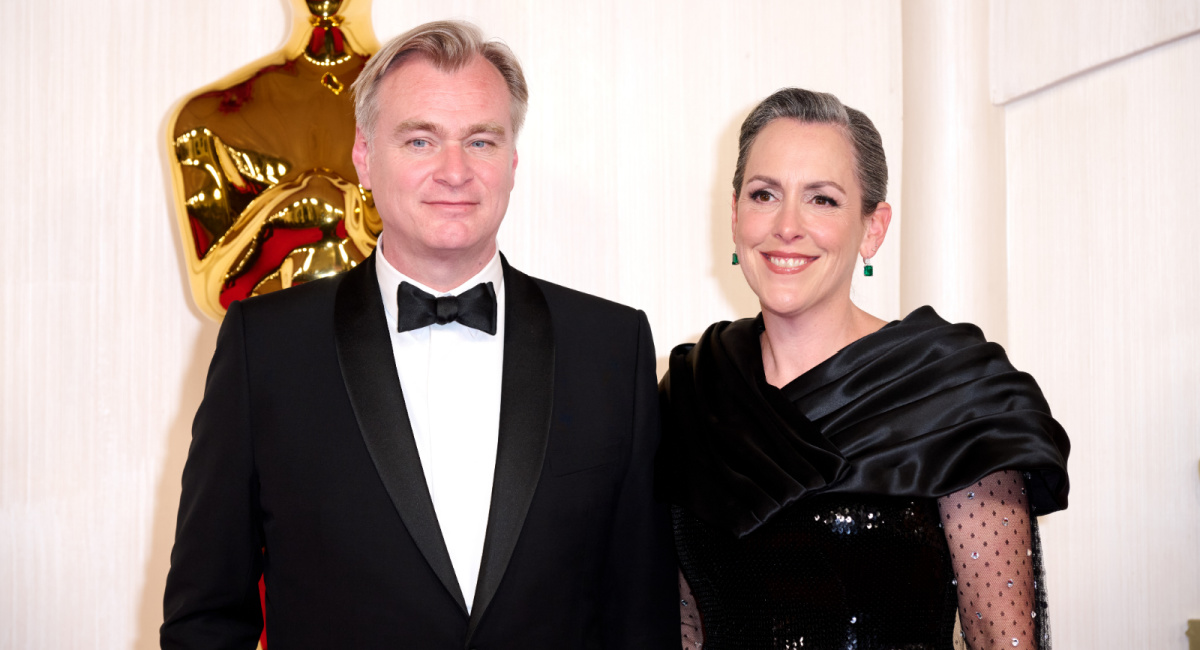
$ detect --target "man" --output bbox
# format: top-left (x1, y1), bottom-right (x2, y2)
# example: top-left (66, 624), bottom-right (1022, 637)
top-left (162, 20), bottom-right (678, 649)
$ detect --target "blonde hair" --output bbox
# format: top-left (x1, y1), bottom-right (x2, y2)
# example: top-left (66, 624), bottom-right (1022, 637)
top-left (351, 20), bottom-right (529, 140)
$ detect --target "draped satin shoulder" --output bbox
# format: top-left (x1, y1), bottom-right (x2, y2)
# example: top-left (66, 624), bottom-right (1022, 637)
top-left (656, 306), bottom-right (1070, 539)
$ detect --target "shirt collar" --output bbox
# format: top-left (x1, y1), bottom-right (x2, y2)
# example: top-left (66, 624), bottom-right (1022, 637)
top-left (375, 236), bottom-right (505, 327)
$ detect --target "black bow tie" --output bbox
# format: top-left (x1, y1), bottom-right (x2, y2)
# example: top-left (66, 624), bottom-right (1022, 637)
top-left (396, 281), bottom-right (498, 335)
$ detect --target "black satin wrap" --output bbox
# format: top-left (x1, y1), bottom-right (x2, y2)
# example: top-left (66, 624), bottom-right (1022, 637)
top-left (656, 306), bottom-right (1070, 539)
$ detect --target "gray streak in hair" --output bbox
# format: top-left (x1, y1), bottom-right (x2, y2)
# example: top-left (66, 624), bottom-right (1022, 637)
top-left (732, 88), bottom-right (888, 216)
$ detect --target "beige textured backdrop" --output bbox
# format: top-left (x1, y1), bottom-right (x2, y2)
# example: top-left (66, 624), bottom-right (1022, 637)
top-left (1002, 26), bottom-right (1200, 649)
top-left (1, 1), bottom-right (1196, 648)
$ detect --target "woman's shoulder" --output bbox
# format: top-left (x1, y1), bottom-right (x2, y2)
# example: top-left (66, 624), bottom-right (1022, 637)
top-left (809, 305), bottom-right (992, 375)
top-left (668, 315), bottom-right (763, 359)
top-left (897, 305), bottom-right (999, 343)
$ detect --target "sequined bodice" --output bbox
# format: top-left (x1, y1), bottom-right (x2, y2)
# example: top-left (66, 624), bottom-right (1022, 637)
top-left (674, 493), bottom-right (958, 649)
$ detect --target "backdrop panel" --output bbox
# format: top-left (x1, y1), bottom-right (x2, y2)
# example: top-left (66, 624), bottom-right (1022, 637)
top-left (1005, 31), bottom-right (1200, 649)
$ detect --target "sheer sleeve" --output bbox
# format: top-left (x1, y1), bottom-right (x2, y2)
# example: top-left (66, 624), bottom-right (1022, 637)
top-left (939, 470), bottom-right (1040, 649)
top-left (679, 567), bottom-right (704, 649)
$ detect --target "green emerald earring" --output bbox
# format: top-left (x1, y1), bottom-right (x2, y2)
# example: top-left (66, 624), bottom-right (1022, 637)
top-left (863, 256), bottom-right (873, 277)
top-left (732, 252), bottom-right (739, 265)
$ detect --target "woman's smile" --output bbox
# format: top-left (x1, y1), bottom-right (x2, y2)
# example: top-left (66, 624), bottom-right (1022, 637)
top-left (762, 252), bottom-right (816, 273)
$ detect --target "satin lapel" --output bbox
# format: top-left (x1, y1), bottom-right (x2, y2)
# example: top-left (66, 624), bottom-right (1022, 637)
top-left (466, 257), bottom-right (555, 639)
top-left (333, 254), bottom-right (468, 614)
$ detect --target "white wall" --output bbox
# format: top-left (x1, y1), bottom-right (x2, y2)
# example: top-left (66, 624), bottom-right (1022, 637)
top-left (1, 0), bottom-right (1196, 648)
top-left (990, 0), bottom-right (1200, 103)
top-left (991, 2), bottom-right (1200, 646)
top-left (1001, 24), bottom-right (1200, 650)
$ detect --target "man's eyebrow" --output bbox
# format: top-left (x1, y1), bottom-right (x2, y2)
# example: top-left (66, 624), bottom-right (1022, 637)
top-left (389, 121), bottom-right (508, 140)
top-left (392, 120), bottom-right (442, 137)
top-left (467, 123), bottom-right (508, 138)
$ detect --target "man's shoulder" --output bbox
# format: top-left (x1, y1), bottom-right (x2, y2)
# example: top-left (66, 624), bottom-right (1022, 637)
top-left (527, 275), bottom-right (642, 322)
top-left (229, 270), bottom-right (348, 328)
top-left (510, 272), bottom-right (654, 374)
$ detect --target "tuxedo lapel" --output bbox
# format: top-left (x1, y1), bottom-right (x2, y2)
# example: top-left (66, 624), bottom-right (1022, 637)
top-left (467, 257), bottom-right (555, 639)
top-left (333, 254), bottom-right (469, 614)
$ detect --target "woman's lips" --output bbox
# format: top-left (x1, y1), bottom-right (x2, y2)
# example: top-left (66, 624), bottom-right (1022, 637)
top-left (762, 253), bottom-right (815, 274)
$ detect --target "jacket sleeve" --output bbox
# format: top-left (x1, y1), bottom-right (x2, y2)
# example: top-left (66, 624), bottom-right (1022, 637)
top-left (161, 300), bottom-right (264, 649)
top-left (599, 310), bottom-right (680, 648)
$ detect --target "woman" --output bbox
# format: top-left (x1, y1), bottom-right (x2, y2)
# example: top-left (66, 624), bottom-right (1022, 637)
top-left (657, 88), bottom-right (1070, 649)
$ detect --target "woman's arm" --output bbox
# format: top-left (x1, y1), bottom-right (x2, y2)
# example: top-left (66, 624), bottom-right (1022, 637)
top-left (679, 568), bottom-right (704, 649)
top-left (939, 470), bottom-right (1039, 649)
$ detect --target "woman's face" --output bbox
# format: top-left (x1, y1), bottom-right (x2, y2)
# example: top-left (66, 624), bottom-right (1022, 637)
top-left (732, 118), bottom-right (888, 321)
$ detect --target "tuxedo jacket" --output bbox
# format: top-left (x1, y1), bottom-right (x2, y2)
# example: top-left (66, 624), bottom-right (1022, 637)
top-left (161, 253), bottom-right (678, 649)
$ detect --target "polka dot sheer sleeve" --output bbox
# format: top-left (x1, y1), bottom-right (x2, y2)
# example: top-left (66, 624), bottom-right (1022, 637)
top-left (679, 567), bottom-right (704, 649)
top-left (939, 470), bottom-right (1048, 650)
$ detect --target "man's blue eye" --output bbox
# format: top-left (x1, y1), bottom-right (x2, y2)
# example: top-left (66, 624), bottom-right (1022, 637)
top-left (411, 139), bottom-right (428, 148)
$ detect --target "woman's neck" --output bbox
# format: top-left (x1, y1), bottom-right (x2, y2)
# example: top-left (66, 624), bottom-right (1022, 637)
top-left (759, 302), bottom-right (887, 388)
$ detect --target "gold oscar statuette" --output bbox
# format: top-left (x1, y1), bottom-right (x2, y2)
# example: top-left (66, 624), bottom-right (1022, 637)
top-left (166, 0), bottom-right (381, 320)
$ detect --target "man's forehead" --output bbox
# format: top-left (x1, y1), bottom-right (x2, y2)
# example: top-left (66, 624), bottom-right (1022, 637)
top-left (382, 52), bottom-right (505, 91)
top-left (374, 55), bottom-right (515, 137)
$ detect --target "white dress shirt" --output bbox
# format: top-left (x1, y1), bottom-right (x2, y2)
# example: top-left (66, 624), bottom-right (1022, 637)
top-left (375, 243), bottom-right (505, 612)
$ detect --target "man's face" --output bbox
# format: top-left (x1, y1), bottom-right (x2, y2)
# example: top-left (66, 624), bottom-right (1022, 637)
top-left (353, 54), bottom-right (518, 286)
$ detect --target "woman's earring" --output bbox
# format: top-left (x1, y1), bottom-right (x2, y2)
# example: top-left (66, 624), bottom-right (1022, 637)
top-left (732, 252), bottom-right (740, 265)
top-left (863, 256), bottom-right (873, 277)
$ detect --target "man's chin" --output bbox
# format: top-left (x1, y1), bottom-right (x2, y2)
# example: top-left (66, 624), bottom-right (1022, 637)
top-left (424, 202), bottom-right (481, 217)
top-left (419, 237), bottom-right (499, 264)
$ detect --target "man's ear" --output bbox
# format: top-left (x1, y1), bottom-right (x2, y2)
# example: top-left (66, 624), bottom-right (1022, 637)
top-left (351, 127), bottom-right (372, 190)
top-left (861, 201), bottom-right (892, 258)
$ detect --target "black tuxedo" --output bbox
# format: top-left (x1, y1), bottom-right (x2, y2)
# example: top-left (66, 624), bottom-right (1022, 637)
top-left (162, 254), bottom-right (678, 649)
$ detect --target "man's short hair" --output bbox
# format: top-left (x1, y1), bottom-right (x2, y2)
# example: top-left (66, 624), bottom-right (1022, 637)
top-left (351, 20), bottom-right (529, 141)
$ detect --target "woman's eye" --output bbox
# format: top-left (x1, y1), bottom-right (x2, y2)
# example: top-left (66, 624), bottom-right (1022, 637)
top-left (813, 195), bottom-right (839, 207)
top-left (749, 189), bottom-right (775, 203)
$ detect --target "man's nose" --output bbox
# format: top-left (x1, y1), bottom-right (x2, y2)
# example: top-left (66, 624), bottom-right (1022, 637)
top-left (434, 145), bottom-right (472, 186)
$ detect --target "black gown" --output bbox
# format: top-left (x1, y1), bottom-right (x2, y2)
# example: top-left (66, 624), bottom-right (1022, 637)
top-left (657, 307), bottom-right (1070, 649)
